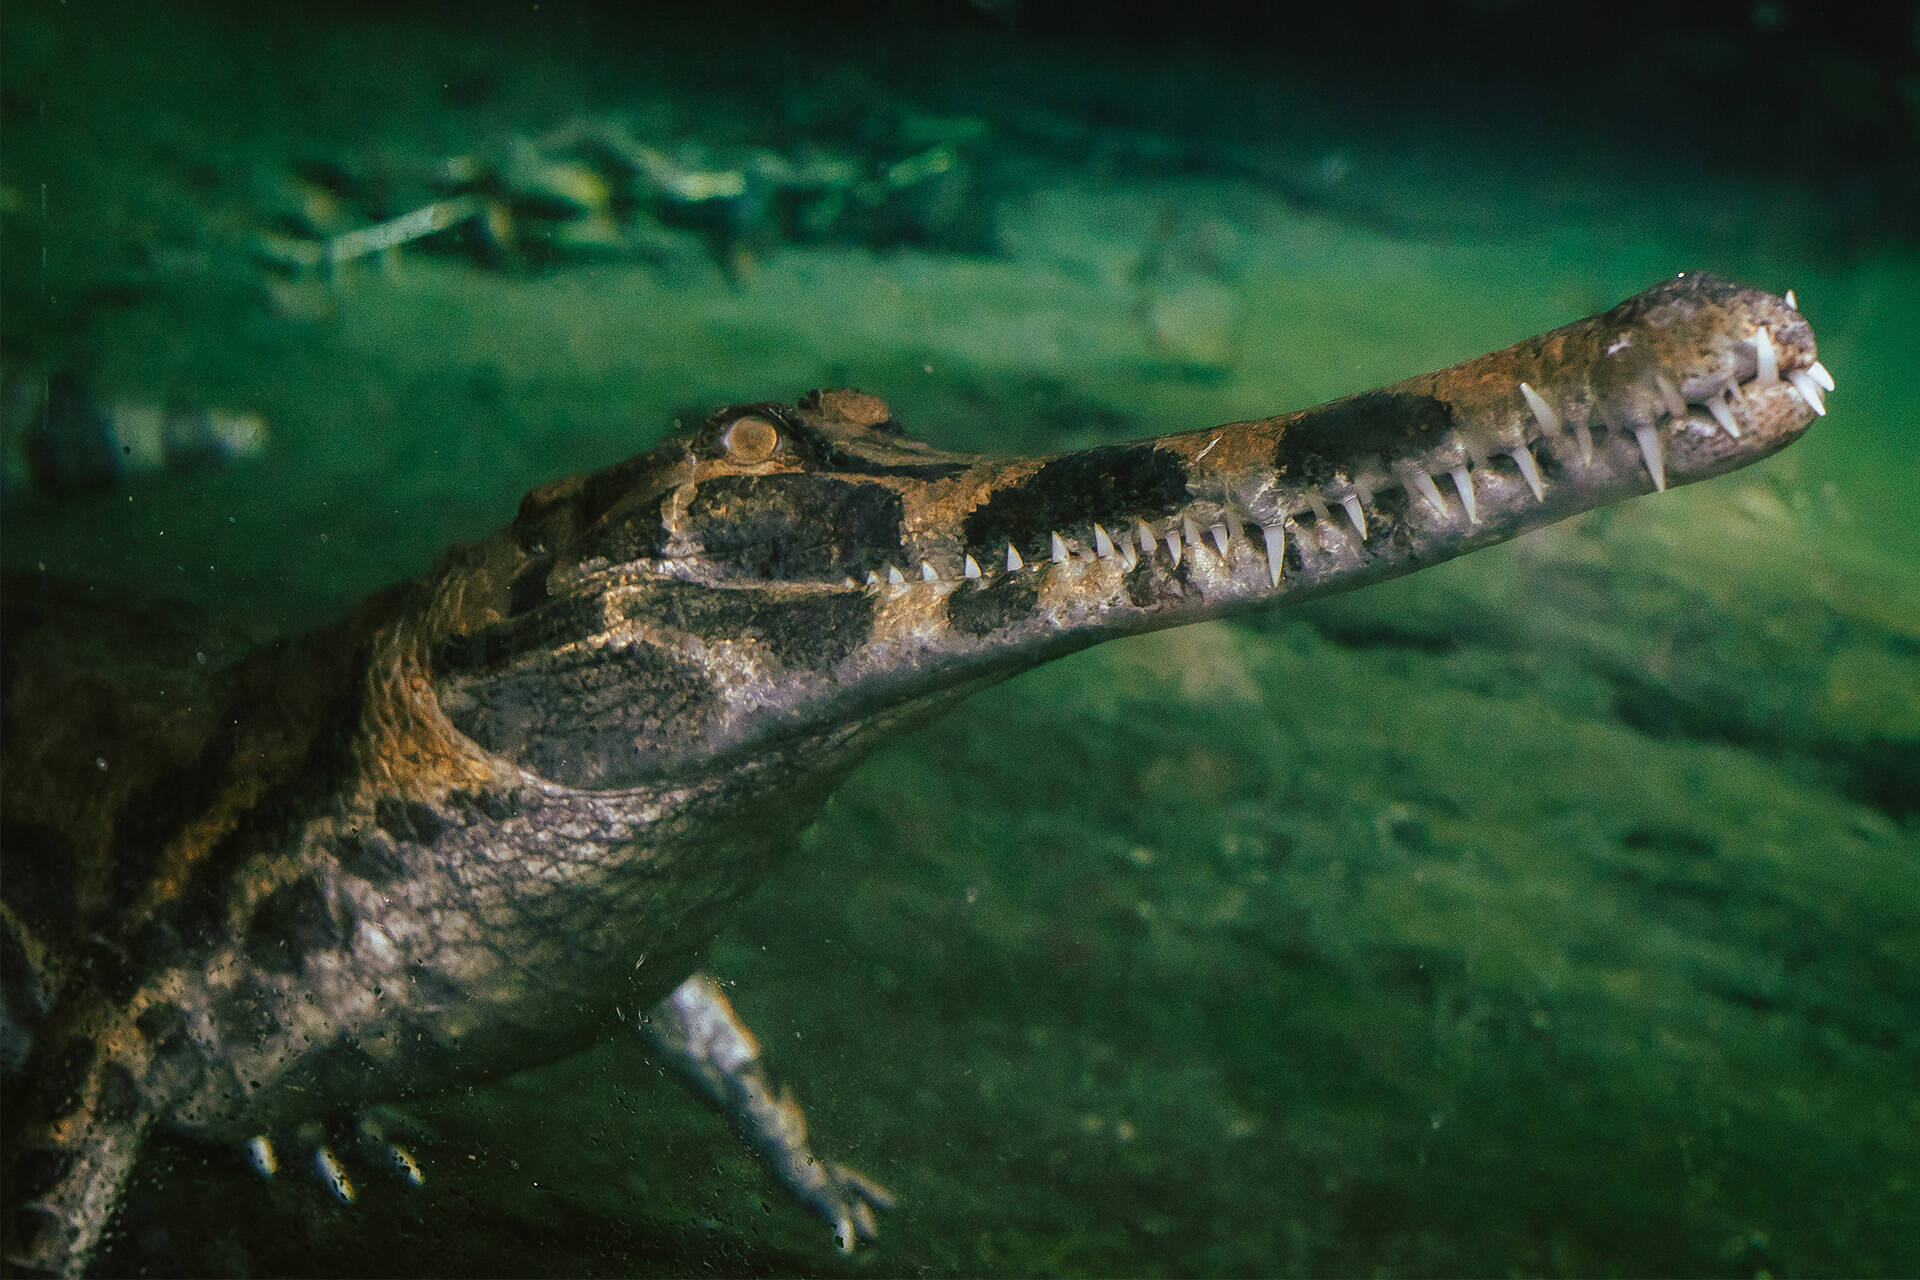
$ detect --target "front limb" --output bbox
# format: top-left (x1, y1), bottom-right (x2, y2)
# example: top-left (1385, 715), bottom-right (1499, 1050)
top-left (640, 972), bottom-right (894, 1251)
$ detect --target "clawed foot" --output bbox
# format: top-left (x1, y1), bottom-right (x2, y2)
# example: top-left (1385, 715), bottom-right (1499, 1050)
top-left (242, 1106), bottom-right (427, 1204)
top-left (792, 1157), bottom-right (896, 1253)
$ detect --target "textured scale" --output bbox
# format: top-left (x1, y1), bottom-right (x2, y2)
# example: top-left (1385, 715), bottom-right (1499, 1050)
top-left (0, 274), bottom-right (1825, 1274)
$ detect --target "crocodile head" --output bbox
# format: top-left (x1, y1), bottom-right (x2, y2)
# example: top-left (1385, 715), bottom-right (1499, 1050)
top-left (429, 272), bottom-right (1826, 791)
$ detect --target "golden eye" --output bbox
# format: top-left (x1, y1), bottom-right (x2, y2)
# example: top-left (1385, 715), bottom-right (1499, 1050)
top-left (722, 416), bottom-right (780, 464)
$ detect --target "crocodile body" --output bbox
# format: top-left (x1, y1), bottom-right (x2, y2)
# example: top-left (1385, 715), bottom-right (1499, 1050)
top-left (0, 273), bottom-right (1827, 1274)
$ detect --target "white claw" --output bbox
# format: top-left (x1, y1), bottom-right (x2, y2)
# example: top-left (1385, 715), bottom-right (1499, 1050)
top-left (1511, 443), bottom-right (1546, 501)
top-left (388, 1143), bottom-right (425, 1187)
top-left (1706, 394), bottom-right (1741, 438)
top-left (247, 1136), bottom-right (278, 1178)
top-left (1787, 369), bottom-right (1827, 416)
top-left (1209, 522), bottom-right (1230, 561)
top-left (1136, 518), bottom-right (1158, 556)
top-left (887, 565), bottom-right (906, 586)
top-left (963, 554), bottom-right (981, 579)
top-left (1006, 544), bottom-right (1023, 572)
top-left (1784, 288), bottom-right (1798, 310)
top-left (1261, 524), bottom-right (1286, 587)
top-left (1050, 531), bottom-right (1068, 563)
top-left (315, 1146), bottom-right (356, 1204)
top-left (921, 561), bottom-right (939, 581)
top-left (1449, 466), bottom-right (1479, 523)
top-left (1411, 470), bottom-right (1450, 519)
top-left (1519, 381), bottom-right (1562, 434)
top-left (1093, 523), bottom-right (1115, 557)
top-left (1634, 423), bottom-right (1667, 492)
top-left (1808, 359), bottom-right (1835, 391)
top-left (1753, 326), bottom-right (1779, 385)
top-left (1340, 494), bottom-right (1368, 540)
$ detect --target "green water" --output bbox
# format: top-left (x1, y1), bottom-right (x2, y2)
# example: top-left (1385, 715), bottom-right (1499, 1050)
top-left (3, 2), bottom-right (1916, 1274)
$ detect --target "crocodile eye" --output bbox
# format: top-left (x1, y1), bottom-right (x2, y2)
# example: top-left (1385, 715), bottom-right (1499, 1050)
top-left (722, 416), bottom-right (780, 464)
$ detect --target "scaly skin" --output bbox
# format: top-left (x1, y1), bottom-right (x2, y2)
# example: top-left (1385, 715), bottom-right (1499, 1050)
top-left (0, 272), bottom-right (1826, 1274)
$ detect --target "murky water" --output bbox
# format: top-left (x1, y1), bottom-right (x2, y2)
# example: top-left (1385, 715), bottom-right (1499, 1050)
top-left (4, 2), bottom-right (1916, 1274)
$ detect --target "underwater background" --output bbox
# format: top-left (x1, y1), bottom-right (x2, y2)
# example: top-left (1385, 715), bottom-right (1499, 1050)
top-left (3, 0), bottom-right (1916, 1273)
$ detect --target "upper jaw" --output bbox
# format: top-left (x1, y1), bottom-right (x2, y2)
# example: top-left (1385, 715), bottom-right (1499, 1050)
top-left (854, 274), bottom-right (1825, 624)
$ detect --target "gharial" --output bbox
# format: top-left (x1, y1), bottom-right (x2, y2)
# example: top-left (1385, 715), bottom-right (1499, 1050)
top-left (0, 272), bottom-right (1830, 1274)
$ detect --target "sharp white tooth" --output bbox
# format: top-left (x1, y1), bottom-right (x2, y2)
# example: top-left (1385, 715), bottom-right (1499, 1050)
top-left (1093, 523), bottom-right (1115, 557)
top-left (1449, 467), bottom-right (1479, 523)
top-left (1573, 421), bottom-right (1595, 467)
top-left (887, 565), bottom-right (906, 585)
top-left (1050, 531), bottom-right (1068, 563)
top-left (921, 561), bottom-right (939, 581)
top-left (1006, 544), bottom-right (1023, 571)
top-left (1787, 369), bottom-right (1827, 416)
top-left (315, 1146), bottom-right (355, 1204)
top-left (1519, 381), bottom-right (1562, 434)
top-left (1706, 394), bottom-right (1741, 438)
top-left (1511, 443), bottom-right (1545, 501)
top-left (865, 571), bottom-right (881, 587)
top-left (1808, 359), bottom-right (1835, 391)
top-left (1784, 288), bottom-right (1797, 310)
top-left (1261, 524), bottom-right (1285, 586)
top-left (1753, 326), bottom-right (1779, 385)
top-left (1209, 522), bottom-right (1230, 560)
top-left (1136, 519), bottom-right (1157, 555)
top-left (1654, 373), bottom-right (1687, 420)
top-left (1411, 470), bottom-right (1449, 518)
top-left (1633, 424), bottom-right (1667, 492)
top-left (1340, 494), bottom-right (1368, 540)
top-left (248, 1136), bottom-right (278, 1178)
top-left (963, 554), bottom-right (981, 579)
top-left (1224, 508), bottom-right (1246, 547)
top-left (1182, 515), bottom-right (1202, 553)
top-left (1120, 539), bottom-right (1138, 570)
top-left (1167, 529), bottom-right (1182, 567)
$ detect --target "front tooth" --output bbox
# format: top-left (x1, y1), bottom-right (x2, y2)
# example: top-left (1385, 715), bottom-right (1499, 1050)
top-left (1653, 374), bottom-right (1688, 420)
top-left (1261, 524), bottom-right (1286, 587)
top-left (888, 565), bottom-right (907, 585)
top-left (1340, 494), bottom-right (1368, 540)
top-left (1808, 359), bottom-right (1835, 391)
top-left (1706, 394), bottom-right (1741, 438)
top-left (1633, 423), bottom-right (1667, 492)
top-left (1093, 523), bottom-right (1115, 557)
top-left (1007, 544), bottom-right (1024, 571)
top-left (1182, 515), bottom-right (1202, 554)
top-left (1136, 518), bottom-right (1158, 555)
top-left (1050, 531), bottom-right (1068, 563)
top-left (1787, 369), bottom-right (1827, 416)
top-left (1166, 528), bottom-right (1182, 566)
top-left (921, 561), bottom-right (939, 581)
top-left (1519, 381), bottom-right (1562, 434)
top-left (964, 554), bottom-right (982, 579)
top-left (1511, 443), bottom-right (1545, 501)
top-left (1119, 539), bottom-right (1138, 570)
top-left (1449, 466), bottom-right (1479, 523)
top-left (1753, 326), bottom-right (1779, 385)
top-left (1209, 522), bottom-right (1230, 560)
top-left (865, 570), bottom-right (881, 587)
top-left (1410, 470), bottom-right (1450, 518)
